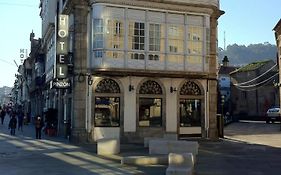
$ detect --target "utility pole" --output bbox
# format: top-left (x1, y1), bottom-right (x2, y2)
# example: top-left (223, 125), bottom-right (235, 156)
top-left (224, 31), bottom-right (226, 50)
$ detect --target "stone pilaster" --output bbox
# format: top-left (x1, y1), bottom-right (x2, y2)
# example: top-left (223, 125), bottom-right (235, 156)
top-left (71, 2), bottom-right (89, 143)
top-left (208, 80), bottom-right (218, 140)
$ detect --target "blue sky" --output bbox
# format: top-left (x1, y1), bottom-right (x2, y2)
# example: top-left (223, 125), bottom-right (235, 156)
top-left (0, 1), bottom-right (41, 87)
top-left (0, 0), bottom-right (280, 87)
top-left (218, 0), bottom-right (281, 48)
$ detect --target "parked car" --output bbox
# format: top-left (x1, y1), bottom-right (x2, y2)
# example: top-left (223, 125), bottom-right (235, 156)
top-left (265, 107), bottom-right (280, 123)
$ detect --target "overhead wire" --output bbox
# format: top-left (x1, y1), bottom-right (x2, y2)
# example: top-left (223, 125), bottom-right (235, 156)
top-left (233, 72), bottom-right (278, 91)
top-left (0, 58), bottom-right (16, 67)
top-left (233, 64), bottom-right (277, 86)
top-left (235, 72), bottom-right (279, 88)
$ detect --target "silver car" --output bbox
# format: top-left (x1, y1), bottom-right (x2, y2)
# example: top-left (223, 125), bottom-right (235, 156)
top-left (266, 107), bottom-right (280, 123)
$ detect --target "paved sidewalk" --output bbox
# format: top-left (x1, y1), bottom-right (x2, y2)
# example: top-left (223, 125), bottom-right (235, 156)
top-left (0, 114), bottom-right (166, 175)
top-left (1, 114), bottom-right (281, 175)
top-left (195, 122), bottom-right (281, 175)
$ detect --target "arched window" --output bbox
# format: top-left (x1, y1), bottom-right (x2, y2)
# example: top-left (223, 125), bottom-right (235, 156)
top-left (180, 81), bottom-right (201, 95)
top-left (94, 79), bottom-right (120, 127)
top-left (139, 80), bottom-right (163, 94)
top-left (95, 79), bottom-right (120, 93)
top-left (138, 80), bottom-right (163, 127)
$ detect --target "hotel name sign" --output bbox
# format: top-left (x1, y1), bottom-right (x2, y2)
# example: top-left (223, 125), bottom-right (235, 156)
top-left (53, 14), bottom-right (71, 89)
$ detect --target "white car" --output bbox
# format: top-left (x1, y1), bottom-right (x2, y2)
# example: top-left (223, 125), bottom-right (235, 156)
top-left (266, 107), bottom-right (280, 123)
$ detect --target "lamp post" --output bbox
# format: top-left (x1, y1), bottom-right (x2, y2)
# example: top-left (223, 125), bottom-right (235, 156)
top-left (221, 95), bottom-right (225, 117)
top-left (218, 95), bottom-right (225, 138)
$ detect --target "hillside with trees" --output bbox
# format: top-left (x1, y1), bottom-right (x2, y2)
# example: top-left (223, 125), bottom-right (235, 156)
top-left (218, 43), bottom-right (277, 66)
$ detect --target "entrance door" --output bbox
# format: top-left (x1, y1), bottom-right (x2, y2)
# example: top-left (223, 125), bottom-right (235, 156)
top-left (179, 99), bottom-right (202, 136)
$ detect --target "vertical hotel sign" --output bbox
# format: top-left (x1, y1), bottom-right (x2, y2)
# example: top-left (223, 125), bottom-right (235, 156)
top-left (53, 14), bottom-right (71, 88)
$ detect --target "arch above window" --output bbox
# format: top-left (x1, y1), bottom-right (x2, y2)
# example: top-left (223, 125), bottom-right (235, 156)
top-left (95, 79), bottom-right (120, 93)
top-left (180, 81), bottom-right (201, 95)
top-left (139, 80), bottom-right (163, 94)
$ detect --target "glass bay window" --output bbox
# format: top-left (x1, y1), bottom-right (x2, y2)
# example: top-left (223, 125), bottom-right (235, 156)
top-left (92, 7), bottom-right (209, 72)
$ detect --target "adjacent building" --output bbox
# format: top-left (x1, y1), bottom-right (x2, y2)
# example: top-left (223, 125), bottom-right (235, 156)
top-left (230, 60), bottom-right (279, 120)
top-left (36, 0), bottom-right (223, 143)
top-left (273, 19), bottom-right (281, 115)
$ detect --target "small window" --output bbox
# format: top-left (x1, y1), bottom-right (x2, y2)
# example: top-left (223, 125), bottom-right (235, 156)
top-left (94, 51), bottom-right (103, 58)
top-left (115, 22), bottom-right (121, 35)
top-left (148, 54), bottom-right (159, 61)
top-left (169, 46), bottom-right (178, 53)
top-left (131, 53), bottom-right (145, 60)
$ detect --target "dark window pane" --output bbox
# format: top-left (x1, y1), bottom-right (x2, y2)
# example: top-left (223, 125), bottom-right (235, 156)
top-left (154, 55), bottom-right (159, 61)
top-left (134, 29), bottom-right (139, 36)
top-left (139, 98), bottom-right (162, 127)
top-left (94, 97), bottom-right (120, 127)
top-left (140, 30), bottom-right (145, 36)
top-left (139, 54), bottom-right (145, 60)
top-left (179, 99), bottom-right (201, 127)
top-left (140, 37), bottom-right (145, 43)
top-left (140, 23), bottom-right (145, 29)
top-left (149, 54), bottom-right (153, 60)
top-left (140, 44), bottom-right (144, 50)
top-left (134, 43), bottom-right (139, 50)
top-left (134, 53), bottom-right (139, 59)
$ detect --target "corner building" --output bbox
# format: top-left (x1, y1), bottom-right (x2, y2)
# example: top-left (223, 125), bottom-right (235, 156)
top-left (61, 0), bottom-right (223, 143)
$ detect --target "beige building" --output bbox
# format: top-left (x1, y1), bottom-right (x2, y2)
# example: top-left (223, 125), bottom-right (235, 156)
top-left (40, 0), bottom-right (223, 143)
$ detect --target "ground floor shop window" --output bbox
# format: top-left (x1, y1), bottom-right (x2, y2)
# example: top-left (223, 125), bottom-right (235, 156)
top-left (94, 97), bottom-right (120, 127)
top-left (180, 99), bottom-right (201, 127)
top-left (139, 98), bottom-right (162, 127)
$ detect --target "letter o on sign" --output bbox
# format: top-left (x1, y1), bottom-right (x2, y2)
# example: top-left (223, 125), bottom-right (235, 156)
top-left (20, 54), bottom-right (24, 58)
top-left (58, 30), bottom-right (67, 38)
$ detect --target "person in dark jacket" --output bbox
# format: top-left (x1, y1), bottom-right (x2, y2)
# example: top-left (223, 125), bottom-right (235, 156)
top-left (17, 112), bottom-right (24, 132)
top-left (8, 114), bottom-right (17, 135)
top-left (0, 107), bottom-right (6, 125)
top-left (35, 115), bottom-right (44, 139)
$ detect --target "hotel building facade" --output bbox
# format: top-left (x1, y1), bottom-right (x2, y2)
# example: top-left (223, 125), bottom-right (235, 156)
top-left (39, 0), bottom-right (223, 143)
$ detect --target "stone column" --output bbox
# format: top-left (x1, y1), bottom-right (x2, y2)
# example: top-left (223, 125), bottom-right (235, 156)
top-left (207, 11), bottom-right (223, 140)
top-left (71, 1), bottom-right (89, 143)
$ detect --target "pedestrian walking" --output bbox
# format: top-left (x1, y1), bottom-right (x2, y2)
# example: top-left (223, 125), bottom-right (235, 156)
top-left (35, 115), bottom-right (44, 139)
top-left (8, 113), bottom-right (17, 136)
top-left (0, 107), bottom-right (6, 125)
top-left (18, 112), bottom-right (24, 132)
